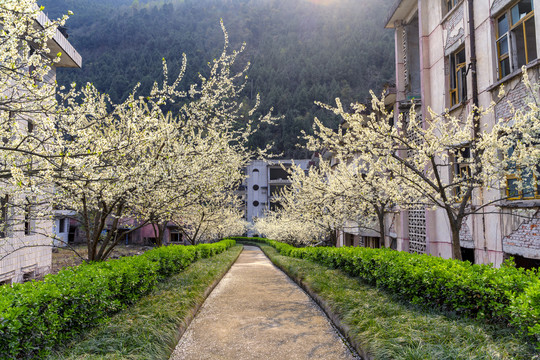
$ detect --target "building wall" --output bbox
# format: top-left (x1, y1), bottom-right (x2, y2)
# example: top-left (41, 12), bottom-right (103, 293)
top-left (245, 159), bottom-right (311, 224)
top-left (53, 217), bottom-right (70, 247)
top-left (386, 0), bottom-right (540, 266)
top-left (0, 15), bottom-right (81, 284)
top-left (0, 217), bottom-right (53, 284)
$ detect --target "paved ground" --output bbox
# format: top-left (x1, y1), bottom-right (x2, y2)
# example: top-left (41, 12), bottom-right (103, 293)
top-left (170, 246), bottom-right (358, 360)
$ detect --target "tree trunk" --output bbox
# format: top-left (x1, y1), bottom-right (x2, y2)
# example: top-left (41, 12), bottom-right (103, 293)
top-left (447, 211), bottom-right (463, 261)
top-left (378, 212), bottom-right (386, 248)
top-left (451, 226), bottom-right (463, 260)
top-left (155, 222), bottom-right (167, 247)
top-left (327, 227), bottom-right (337, 247)
top-left (374, 204), bottom-right (387, 248)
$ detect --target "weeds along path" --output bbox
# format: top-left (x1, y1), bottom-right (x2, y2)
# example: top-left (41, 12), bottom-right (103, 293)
top-left (170, 245), bottom-right (358, 360)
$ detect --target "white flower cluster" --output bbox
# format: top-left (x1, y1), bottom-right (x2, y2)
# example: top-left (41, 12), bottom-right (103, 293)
top-left (0, 4), bottom-right (271, 260)
top-left (259, 78), bottom-right (539, 256)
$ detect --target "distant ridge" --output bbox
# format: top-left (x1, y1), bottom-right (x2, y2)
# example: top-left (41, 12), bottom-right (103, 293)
top-left (40, 0), bottom-right (395, 157)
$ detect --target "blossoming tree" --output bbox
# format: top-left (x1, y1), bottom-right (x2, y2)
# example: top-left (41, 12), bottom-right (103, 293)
top-left (303, 80), bottom-right (539, 259)
top-left (0, 1), bottom-right (270, 261)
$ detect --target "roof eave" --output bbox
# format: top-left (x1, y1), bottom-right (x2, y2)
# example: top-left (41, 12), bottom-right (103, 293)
top-left (385, 0), bottom-right (417, 28)
top-left (36, 12), bottom-right (82, 68)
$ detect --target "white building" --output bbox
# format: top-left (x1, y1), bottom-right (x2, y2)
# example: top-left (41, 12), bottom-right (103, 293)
top-left (354, 0), bottom-right (540, 268)
top-left (245, 159), bottom-right (311, 224)
top-left (0, 13), bottom-right (82, 285)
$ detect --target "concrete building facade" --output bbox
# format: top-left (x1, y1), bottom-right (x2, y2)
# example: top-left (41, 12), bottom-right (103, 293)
top-left (245, 160), bottom-right (311, 224)
top-left (370, 0), bottom-right (540, 267)
top-left (0, 14), bottom-right (82, 285)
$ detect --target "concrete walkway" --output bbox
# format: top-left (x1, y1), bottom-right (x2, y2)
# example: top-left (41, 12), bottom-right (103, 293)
top-left (170, 246), bottom-right (358, 360)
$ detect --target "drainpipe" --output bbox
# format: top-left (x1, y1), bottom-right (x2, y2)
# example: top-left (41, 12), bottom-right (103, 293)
top-left (468, 0), bottom-right (488, 263)
top-left (468, 0), bottom-right (479, 125)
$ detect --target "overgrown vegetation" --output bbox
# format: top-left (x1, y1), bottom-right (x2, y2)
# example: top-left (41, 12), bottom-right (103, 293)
top-left (39, 0), bottom-right (395, 157)
top-left (0, 240), bottom-right (235, 359)
top-left (47, 244), bottom-right (242, 360)
top-left (241, 239), bottom-right (539, 359)
top-left (232, 237), bottom-right (540, 351)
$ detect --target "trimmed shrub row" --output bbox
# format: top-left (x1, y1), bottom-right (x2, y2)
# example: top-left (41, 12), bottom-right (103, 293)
top-left (237, 237), bottom-right (540, 347)
top-left (0, 239), bottom-right (235, 359)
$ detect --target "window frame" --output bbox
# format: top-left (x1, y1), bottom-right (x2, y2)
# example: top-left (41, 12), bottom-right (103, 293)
top-left (449, 47), bottom-right (467, 107)
top-left (506, 169), bottom-right (540, 200)
top-left (446, 0), bottom-right (460, 13)
top-left (495, 0), bottom-right (536, 79)
top-left (451, 146), bottom-right (472, 200)
top-left (58, 218), bottom-right (66, 234)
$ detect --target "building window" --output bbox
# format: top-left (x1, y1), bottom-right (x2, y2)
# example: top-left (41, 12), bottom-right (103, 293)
top-left (24, 199), bottom-right (34, 235)
top-left (506, 166), bottom-right (540, 199)
top-left (22, 271), bottom-right (35, 283)
top-left (446, 0), bottom-right (460, 13)
top-left (253, 185), bottom-right (259, 191)
top-left (59, 218), bottom-right (66, 233)
top-left (449, 47), bottom-right (467, 106)
top-left (253, 201), bottom-right (259, 207)
top-left (0, 195), bottom-right (8, 238)
top-left (496, 0), bottom-right (536, 79)
top-left (170, 232), bottom-right (182, 243)
top-left (269, 167), bottom-right (290, 181)
top-left (452, 147), bottom-right (471, 198)
top-left (506, 146), bottom-right (540, 199)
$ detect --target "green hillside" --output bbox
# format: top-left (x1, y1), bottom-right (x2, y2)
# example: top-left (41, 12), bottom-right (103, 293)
top-left (40, 0), bottom-right (395, 157)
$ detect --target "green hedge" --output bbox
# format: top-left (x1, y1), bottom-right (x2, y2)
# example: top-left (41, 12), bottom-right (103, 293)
top-left (0, 239), bottom-right (235, 359)
top-left (238, 237), bottom-right (540, 347)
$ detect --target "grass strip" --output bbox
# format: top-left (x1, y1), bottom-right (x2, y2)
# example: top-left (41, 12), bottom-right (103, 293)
top-left (250, 242), bottom-right (538, 360)
top-left (47, 244), bottom-right (243, 360)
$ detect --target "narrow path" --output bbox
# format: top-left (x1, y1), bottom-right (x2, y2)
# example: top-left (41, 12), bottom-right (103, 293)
top-left (170, 246), bottom-right (358, 360)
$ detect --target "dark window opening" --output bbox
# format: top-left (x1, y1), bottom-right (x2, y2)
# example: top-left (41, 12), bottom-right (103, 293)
top-left (460, 247), bottom-right (475, 264)
top-left (364, 236), bottom-right (381, 249)
top-left (0, 195), bottom-right (8, 238)
top-left (24, 202), bottom-right (32, 235)
top-left (390, 237), bottom-right (398, 250)
top-left (253, 201), bottom-right (259, 207)
top-left (253, 185), bottom-right (259, 191)
top-left (170, 232), bottom-right (182, 242)
top-left (269, 167), bottom-right (290, 181)
top-left (68, 226), bottom-right (76, 243)
top-left (509, 254), bottom-right (540, 270)
top-left (145, 237), bottom-right (157, 245)
top-left (269, 202), bottom-right (283, 211)
top-left (22, 271), bottom-right (35, 283)
top-left (269, 185), bottom-right (287, 197)
top-left (344, 233), bottom-right (354, 247)
top-left (58, 218), bottom-right (66, 233)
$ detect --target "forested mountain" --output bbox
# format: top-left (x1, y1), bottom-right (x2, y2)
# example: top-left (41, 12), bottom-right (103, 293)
top-left (40, 0), bottom-right (395, 157)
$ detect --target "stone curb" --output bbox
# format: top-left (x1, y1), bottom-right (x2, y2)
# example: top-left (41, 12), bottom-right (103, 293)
top-left (169, 245), bottom-right (243, 359)
top-left (254, 244), bottom-right (372, 360)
